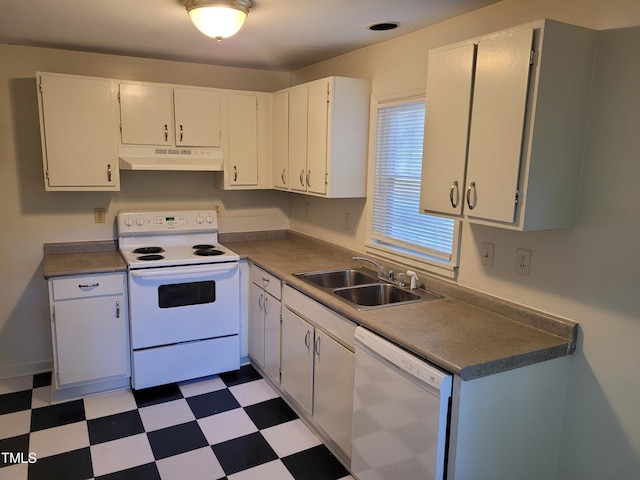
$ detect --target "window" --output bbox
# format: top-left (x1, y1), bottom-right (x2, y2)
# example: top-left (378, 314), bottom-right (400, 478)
top-left (367, 96), bottom-right (458, 276)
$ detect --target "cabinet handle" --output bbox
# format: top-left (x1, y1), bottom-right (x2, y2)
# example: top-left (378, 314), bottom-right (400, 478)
top-left (107, 164), bottom-right (112, 182)
top-left (449, 180), bottom-right (459, 208)
top-left (281, 168), bottom-right (286, 185)
top-left (233, 165), bottom-right (238, 182)
top-left (164, 124), bottom-right (168, 142)
top-left (116, 301), bottom-right (120, 318)
top-left (258, 292), bottom-right (263, 311)
top-left (78, 283), bottom-right (99, 289)
top-left (304, 330), bottom-right (311, 349)
top-left (261, 276), bottom-right (270, 287)
top-left (306, 170), bottom-right (311, 187)
top-left (179, 124), bottom-right (183, 142)
top-left (299, 169), bottom-right (305, 187)
top-left (466, 181), bottom-right (477, 210)
top-left (314, 336), bottom-right (321, 356)
top-left (264, 295), bottom-right (269, 314)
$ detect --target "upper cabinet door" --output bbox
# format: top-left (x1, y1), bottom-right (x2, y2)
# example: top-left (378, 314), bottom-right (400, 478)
top-left (227, 93), bottom-right (258, 186)
top-left (288, 86), bottom-right (309, 193)
top-left (174, 88), bottom-right (221, 147)
top-left (420, 44), bottom-right (476, 216)
top-left (119, 84), bottom-right (173, 145)
top-left (37, 73), bottom-right (120, 191)
top-left (306, 79), bottom-right (329, 195)
top-left (464, 28), bottom-right (534, 223)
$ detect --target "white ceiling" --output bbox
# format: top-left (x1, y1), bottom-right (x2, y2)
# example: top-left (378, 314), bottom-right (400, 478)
top-left (0, 0), bottom-right (499, 71)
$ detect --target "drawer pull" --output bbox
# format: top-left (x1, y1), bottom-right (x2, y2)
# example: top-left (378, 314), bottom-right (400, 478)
top-left (78, 283), bottom-right (99, 289)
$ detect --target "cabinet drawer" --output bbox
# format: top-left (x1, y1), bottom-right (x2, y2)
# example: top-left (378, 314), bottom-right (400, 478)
top-left (250, 264), bottom-right (281, 300)
top-left (51, 273), bottom-right (124, 301)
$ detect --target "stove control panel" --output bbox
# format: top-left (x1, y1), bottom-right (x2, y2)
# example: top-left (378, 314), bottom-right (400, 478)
top-left (117, 210), bottom-right (218, 234)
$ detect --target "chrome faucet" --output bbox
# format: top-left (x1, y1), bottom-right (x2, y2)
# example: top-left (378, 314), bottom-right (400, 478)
top-left (352, 256), bottom-right (387, 279)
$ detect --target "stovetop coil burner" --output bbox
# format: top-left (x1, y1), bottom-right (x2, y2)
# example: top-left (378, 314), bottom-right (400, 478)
top-left (194, 248), bottom-right (224, 257)
top-left (133, 247), bottom-right (165, 254)
top-left (192, 244), bottom-right (215, 250)
top-left (137, 254), bottom-right (165, 261)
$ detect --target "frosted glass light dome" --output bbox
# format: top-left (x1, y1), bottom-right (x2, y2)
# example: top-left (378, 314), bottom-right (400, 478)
top-left (189, 6), bottom-right (247, 40)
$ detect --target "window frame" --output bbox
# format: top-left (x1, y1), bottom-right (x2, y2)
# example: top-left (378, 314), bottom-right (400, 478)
top-left (364, 90), bottom-right (461, 279)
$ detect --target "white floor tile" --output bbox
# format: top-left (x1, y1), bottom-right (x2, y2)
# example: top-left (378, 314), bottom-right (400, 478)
top-left (228, 379), bottom-right (278, 407)
top-left (179, 376), bottom-right (226, 397)
top-left (261, 419), bottom-right (322, 458)
top-left (83, 389), bottom-right (137, 420)
top-left (227, 459), bottom-right (295, 480)
top-left (0, 376), bottom-right (32, 395)
top-left (0, 462), bottom-right (28, 480)
top-left (29, 421), bottom-right (89, 459)
top-left (89, 433), bottom-right (154, 477)
top-left (30, 386), bottom-right (51, 409)
top-left (197, 408), bottom-right (258, 446)
top-left (156, 446), bottom-right (225, 480)
top-left (0, 410), bottom-right (31, 440)
top-left (138, 398), bottom-right (195, 432)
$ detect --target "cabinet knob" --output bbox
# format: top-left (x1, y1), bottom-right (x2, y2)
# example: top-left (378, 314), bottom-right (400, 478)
top-left (179, 124), bottom-right (183, 142)
top-left (164, 124), bottom-right (168, 142)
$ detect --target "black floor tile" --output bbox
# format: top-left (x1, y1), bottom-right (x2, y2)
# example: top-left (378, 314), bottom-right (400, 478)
top-left (0, 389), bottom-right (32, 415)
top-left (96, 462), bottom-right (161, 480)
top-left (27, 447), bottom-right (93, 480)
top-left (219, 364), bottom-right (262, 387)
top-left (133, 383), bottom-right (183, 408)
top-left (88, 410), bottom-right (145, 445)
top-left (0, 434), bottom-right (29, 468)
top-left (212, 432), bottom-right (278, 475)
top-left (186, 389), bottom-right (240, 419)
top-left (147, 421), bottom-right (208, 460)
top-left (30, 399), bottom-right (85, 432)
top-left (244, 397), bottom-right (298, 429)
top-left (282, 444), bottom-right (349, 480)
top-left (32, 372), bottom-right (52, 388)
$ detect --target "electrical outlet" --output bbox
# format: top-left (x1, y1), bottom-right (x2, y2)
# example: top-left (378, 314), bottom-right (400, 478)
top-left (94, 208), bottom-right (106, 223)
top-left (481, 242), bottom-right (494, 267)
top-left (213, 202), bottom-right (222, 216)
top-left (515, 248), bottom-right (531, 275)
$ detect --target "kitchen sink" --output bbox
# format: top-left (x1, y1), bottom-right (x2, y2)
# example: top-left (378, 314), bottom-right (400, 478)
top-left (333, 283), bottom-right (440, 308)
top-left (293, 268), bottom-right (380, 289)
top-left (293, 267), bottom-right (442, 309)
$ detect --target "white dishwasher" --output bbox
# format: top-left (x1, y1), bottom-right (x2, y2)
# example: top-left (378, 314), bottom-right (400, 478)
top-left (351, 326), bottom-right (452, 480)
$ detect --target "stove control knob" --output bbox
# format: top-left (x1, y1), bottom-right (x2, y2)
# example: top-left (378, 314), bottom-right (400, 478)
top-left (196, 215), bottom-right (204, 224)
top-left (124, 217), bottom-right (133, 227)
top-left (206, 215), bottom-right (214, 223)
top-left (136, 217), bottom-right (145, 226)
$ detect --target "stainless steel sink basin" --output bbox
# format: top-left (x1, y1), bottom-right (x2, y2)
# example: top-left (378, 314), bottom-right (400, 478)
top-left (334, 283), bottom-right (431, 308)
top-left (294, 268), bottom-right (380, 289)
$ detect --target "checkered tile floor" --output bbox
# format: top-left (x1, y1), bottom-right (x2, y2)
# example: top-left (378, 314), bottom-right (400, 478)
top-left (0, 365), bottom-right (353, 480)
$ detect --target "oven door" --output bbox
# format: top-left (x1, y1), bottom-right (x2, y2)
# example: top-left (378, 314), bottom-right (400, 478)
top-left (128, 262), bottom-right (240, 349)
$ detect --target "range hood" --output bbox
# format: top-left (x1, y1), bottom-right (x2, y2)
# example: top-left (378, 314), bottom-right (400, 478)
top-left (118, 146), bottom-right (223, 171)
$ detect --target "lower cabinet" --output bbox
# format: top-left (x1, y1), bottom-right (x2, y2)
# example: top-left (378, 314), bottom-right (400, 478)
top-left (280, 285), bottom-right (356, 460)
top-left (48, 272), bottom-right (130, 402)
top-left (248, 264), bottom-right (282, 383)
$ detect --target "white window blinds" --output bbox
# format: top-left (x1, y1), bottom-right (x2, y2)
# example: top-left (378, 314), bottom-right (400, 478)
top-left (372, 100), bottom-right (455, 260)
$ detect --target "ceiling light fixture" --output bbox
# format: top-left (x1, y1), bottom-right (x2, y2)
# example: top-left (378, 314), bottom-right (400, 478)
top-left (182, 0), bottom-right (253, 43)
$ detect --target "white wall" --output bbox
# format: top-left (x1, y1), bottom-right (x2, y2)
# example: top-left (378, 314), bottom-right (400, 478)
top-left (289, 0), bottom-right (640, 478)
top-left (0, 45), bottom-right (291, 377)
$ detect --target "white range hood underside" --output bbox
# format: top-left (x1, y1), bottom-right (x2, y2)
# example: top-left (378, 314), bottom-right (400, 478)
top-left (118, 146), bottom-right (224, 171)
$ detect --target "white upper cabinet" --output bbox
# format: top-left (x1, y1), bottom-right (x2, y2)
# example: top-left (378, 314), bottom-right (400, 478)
top-left (119, 83), bottom-right (221, 147)
top-left (282, 76), bottom-right (371, 198)
top-left (37, 72), bottom-right (120, 191)
top-left (272, 90), bottom-right (289, 190)
top-left (220, 91), bottom-right (272, 190)
top-left (420, 19), bottom-right (596, 230)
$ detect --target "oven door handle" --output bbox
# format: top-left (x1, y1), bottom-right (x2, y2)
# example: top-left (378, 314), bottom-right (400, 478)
top-left (130, 263), bottom-right (238, 280)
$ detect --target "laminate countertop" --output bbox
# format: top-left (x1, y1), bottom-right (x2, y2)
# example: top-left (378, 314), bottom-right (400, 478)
top-left (43, 241), bottom-right (126, 279)
top-left (223, 232), bottom-right (578, 381)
